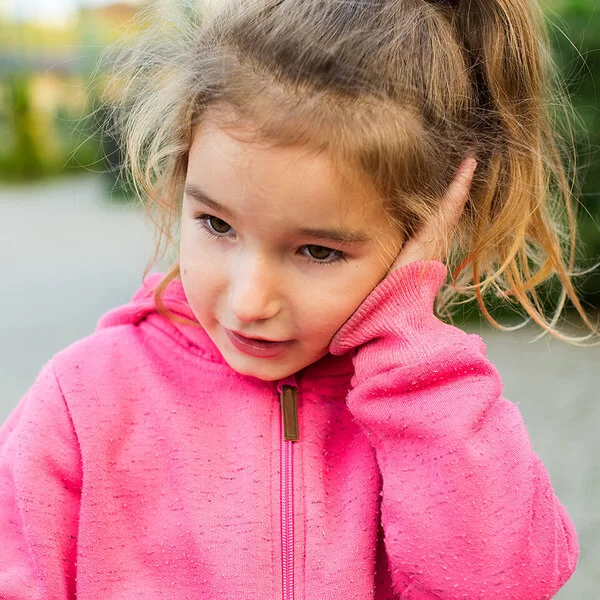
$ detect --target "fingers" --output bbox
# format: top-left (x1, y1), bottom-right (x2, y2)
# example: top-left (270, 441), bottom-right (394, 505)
top-left (391, 157), bottom-right (477, 270)
top-left (432, 156), bottom-right (477, 259)
top-left (439, 157), bottom-right (477, 232)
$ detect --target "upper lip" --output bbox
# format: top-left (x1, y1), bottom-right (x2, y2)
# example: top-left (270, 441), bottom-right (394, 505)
top-left (229, 329), bottom-right (289, 343)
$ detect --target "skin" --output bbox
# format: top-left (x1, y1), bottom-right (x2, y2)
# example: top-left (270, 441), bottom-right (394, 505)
top-left (179, 119), bottom-right (476, 381)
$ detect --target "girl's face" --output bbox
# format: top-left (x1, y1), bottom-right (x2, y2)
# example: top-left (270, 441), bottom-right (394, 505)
top-left (180, 121), bottom-right (403, 381)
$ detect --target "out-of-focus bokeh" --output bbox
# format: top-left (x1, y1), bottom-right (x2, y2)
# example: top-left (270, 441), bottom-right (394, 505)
top-left (0, 0), bottom-right (143, 182)
top-left (1, 1), bottom-right (599, 598)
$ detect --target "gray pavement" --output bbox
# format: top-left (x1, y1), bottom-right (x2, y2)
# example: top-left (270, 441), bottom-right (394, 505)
top-left (1, 175), bottom-right (598, 598)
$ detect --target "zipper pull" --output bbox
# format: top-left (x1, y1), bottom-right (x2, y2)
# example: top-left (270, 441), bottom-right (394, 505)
top-left (280, 385), bottom-right (299, 442)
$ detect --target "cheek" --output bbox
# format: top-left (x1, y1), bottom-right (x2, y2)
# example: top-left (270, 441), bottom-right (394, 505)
top-left (297, 273), bottom-right (379, 342)
top-left (180, 220), bottom-right (208, 271)
top-left (330, 288), bottom-right (370, 328)
top-left (180, 215), bottom-right (226, 278)
top-left (180, 241), bottom-right (226, 321)
top-left (181, 272), bottom-right (227, 333)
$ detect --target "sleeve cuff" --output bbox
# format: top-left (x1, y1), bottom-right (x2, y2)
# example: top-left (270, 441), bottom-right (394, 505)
top-left (329, 260), bottom-right (448, 356)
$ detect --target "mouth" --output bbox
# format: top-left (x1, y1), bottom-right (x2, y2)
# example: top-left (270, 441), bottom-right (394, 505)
top-left (231, 330), bottom-right (287, 343)
top-left (225, 329), bottom-right (293, 359)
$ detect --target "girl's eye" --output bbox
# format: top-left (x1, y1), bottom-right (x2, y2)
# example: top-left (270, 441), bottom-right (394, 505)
top-left (200, 215), bottom-right (233, 236)
top-left (302, 244), bottom-right (346, 264)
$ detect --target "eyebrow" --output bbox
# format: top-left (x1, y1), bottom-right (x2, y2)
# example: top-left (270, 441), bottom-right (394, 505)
top-left (184, 182), bottom-right (370, 245)
top-left (184, 183), bottom-right (235, 218)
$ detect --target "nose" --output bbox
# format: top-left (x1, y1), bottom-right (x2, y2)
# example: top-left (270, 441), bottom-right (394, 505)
top-left (228, 252), bottom-right (282, 323)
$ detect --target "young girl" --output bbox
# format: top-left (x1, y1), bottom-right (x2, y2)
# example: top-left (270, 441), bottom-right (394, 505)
top-left (0, 0), bottom-right (589, 598)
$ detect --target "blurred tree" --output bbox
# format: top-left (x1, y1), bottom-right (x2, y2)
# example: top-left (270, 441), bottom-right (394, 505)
top-left (549, 1), bottom-right (600, 306)
top-left (5, 75), bottom-right (43, 179)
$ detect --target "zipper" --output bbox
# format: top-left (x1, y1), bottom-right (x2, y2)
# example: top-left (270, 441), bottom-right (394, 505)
top-left (278, 382), bottom-right (299, 600)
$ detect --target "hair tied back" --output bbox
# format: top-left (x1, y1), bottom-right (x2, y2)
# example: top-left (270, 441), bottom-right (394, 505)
top-left (425, 0), bottom-right (458, 6)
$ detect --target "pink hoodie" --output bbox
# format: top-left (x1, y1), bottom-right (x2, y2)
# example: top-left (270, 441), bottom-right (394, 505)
top-left (0, 261), bottom-right (577, 599)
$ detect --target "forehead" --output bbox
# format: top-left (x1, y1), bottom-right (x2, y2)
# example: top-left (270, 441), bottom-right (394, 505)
top-left (186, 121), bottom-right (389, 229)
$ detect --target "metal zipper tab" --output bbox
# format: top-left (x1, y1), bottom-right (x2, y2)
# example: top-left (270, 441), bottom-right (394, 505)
top-left (280, 385), bottom-right (299, 442)
top-left (278, 382), bottom-right (298, 600)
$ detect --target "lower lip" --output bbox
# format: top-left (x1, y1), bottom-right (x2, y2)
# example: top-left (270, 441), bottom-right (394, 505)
top-left (225, 329), bottom-right (293, 359)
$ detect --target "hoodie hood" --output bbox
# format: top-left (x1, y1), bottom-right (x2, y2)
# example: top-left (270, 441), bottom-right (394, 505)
top-left (97, 273), bottom-right (194, 329)
top-left (95, 273), bottom-right (222, 360)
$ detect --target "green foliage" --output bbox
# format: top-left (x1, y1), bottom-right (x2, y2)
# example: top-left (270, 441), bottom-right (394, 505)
top-left (0, 75), bottom-right (44, 179)
top-left (548, 3), bottom-right (600, 305)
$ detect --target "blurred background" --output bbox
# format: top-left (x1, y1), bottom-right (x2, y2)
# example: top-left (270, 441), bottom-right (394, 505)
top-left (0, 0), bottom-right (599, 597)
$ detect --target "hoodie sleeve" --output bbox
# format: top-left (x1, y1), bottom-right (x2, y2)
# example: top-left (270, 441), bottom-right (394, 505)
top-left (0, 362), bottom-right (81, 600)
top-left (329, 260), bottom-right (578, 600)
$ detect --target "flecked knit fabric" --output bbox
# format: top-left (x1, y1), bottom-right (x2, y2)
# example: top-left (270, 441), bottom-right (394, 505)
top-left (0, 260), bottom-right (577, 599)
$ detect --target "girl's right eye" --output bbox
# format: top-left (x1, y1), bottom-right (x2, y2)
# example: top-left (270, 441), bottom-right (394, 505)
top-left (197, 214), bottom-right (233, 236)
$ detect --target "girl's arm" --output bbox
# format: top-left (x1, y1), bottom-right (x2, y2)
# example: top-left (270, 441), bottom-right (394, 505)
top-left (330, 159), bottom-right (578, 599)
top-left (0, 361), bottom-right (81, 600)
top-left (330, 260), bottom-right (578, 599)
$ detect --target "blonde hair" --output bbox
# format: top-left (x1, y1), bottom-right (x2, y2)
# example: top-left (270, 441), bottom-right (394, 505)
top-left (103, 0), bottom-right (597, 341)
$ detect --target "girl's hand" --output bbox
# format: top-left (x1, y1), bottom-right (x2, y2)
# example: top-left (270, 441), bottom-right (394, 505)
top-left (391, 157), bottom-right (477, 271)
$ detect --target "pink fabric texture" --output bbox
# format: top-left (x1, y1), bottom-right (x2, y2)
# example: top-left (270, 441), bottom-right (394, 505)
top-left (0, 260), bottom-right (578, 599)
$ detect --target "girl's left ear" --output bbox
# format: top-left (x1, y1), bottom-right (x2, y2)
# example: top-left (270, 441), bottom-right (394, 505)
top-left (391, 157), bottom-right (477, 271)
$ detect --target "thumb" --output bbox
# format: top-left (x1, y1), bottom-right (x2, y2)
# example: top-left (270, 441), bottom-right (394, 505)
top-left (437, 157), bottom-right (477, 234)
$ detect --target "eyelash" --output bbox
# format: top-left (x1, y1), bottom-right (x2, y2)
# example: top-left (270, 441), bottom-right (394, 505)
top-left (194, 214), bottom-right (348, 265)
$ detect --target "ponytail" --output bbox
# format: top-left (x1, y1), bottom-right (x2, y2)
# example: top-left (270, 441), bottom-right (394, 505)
top-left (429, 0), bottom-right (592, 340)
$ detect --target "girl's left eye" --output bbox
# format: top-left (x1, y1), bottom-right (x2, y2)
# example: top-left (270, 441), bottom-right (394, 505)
top-left (301, 244), bottom-right (346, 264)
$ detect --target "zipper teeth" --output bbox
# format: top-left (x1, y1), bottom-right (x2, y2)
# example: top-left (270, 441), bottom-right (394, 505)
top-left (279, 383), bottom-right (298, 600)
top-left (281, 437), bottom-right (294, 600)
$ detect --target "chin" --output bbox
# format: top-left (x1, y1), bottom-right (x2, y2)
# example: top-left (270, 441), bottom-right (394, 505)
top-left (223, 353), bottom-right (296, 382)
top-left (236, 366), bottom-right (296, 382)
